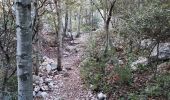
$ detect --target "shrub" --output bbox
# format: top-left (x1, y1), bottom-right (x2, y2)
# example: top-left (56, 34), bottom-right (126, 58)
top-left (144, 73), bottom-right (170, 99)
top-left (125, 2), bottom-right (170, 42)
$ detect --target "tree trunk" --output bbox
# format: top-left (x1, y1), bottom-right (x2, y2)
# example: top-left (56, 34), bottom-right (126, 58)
top-left (104, 21), bottom-right (110, 54)
top-left (85, 9), bottom-right (88, 24)
top-left (54, 0), bottom-right (62, 71)
top-left (69, 10), bottom-right (74, 41)
top-left (15, 0), bottom-right (33, 100)
top-left (91, 0), bottom-right (94, 30)
top-left (64, 4), bottom-right (68, 37)
top-left (104, 0), bottom-right (116, 54)
top-left (32, 0), bottom-right (39, 76)
top-left (76, 7), bottom-right (82, 38)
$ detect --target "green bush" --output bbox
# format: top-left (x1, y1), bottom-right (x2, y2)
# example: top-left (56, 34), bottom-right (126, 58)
top-left (81, 24), bottom-right (91, 32)
top-left (124, 2), bottom-right (170, 42)
top-left (80, 58), bottom-right (106, 92)
top-left (148, 74), bottom-right (170, 96)
top-left (115, 65), bottom-right (132, 85)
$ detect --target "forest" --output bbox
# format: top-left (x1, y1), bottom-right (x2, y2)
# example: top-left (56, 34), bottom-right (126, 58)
top-left (0, 0), bottom-right (170, 100)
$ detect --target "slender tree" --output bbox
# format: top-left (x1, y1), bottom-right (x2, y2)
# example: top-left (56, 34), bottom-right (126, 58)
top-left (91, 0), bottom-right (116, 53)
top-left (76, 6), bottom-right (82, 37)
top-left (54, 0), bottom-right (62, 71)
top-left (64, 2), bottom-right (69, 37)
top-left (15, 0), bottom-right (33, 99)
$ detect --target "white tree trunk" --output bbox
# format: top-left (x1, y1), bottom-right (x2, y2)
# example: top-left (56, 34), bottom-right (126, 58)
top-left (15, 0), bottom-right (33, 100)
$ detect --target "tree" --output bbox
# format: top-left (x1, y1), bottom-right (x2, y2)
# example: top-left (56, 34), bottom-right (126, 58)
top-left (64, 1), bottom-right (69, 37)
top-left (91, 0), bottom-right (116, 53)
top-left (32, 0), bottom-right (47, 76)
top-left (15, 0), bottom-right (33, 99)
top-left (76, 6), bottom-right (82, 37)
top-left (0, 0), bottom-right (16, 99)
top-left (53, 0), bottom-right (63, 71)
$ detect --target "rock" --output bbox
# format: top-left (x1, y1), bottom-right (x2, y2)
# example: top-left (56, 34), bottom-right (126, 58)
top-left (90, 84), bottom-right (94, 89)
top-left (32, 75), bottom-right (44, 84)
top-left (33, 75), bottom-right (40, 84)
top-left (46, 64), bottom-right (52, 73)
top-left (40, 84), bottom-right (49, 91)
top-left (43, 56), bottom-right (48, 61)
top-left (34, 91), bottom-right (43, 97)
top-left (53, 97), bottom-right (64, 100)
top-left (45, 78), bottom-right (53, 83)
top-left (33, 91), bottom-right (36, 97)
top-left (34, 85), bottom-right (40, 92)
top-left (51, 63), bottom-right (57, 70)
top-left (33, 91), bottom-right (40, 97)
top-left (131, 57), bottom-right (148, 71)
top-left (97, 92), bottom-right (106, 100)
top-left (34, 91), bottom-right (49, 98)
top-left (48, 58), bottom-right (54, 63)
top-left (118, 60), bottom-right (124, 65)
top-left (150, 43), bottom-right (170, 61)
top-left (41, 61), bottom-right (48, 66)
top-left (140, 39), bottom-right (155, 48)
top-left (48, 82), bottom-right (54, 89)
top-left (39, 77), bottom-right (44, 84)
top-left (41, 92), bottom-right (49, 99)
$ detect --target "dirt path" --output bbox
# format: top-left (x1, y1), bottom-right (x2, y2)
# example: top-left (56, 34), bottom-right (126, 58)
top-left (48, 33), bottom-right (95, 100)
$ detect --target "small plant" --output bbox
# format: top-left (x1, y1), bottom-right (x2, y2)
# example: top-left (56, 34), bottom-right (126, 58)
top-left (115, 65), bottom-right (132, 85)
top-left (144, 73), bottom-right (170, 99)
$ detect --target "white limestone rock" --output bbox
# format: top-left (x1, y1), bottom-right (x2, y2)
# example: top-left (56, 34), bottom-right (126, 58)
top-left (131, 57), bottom-right (148, 71)
top-left (97, 92), bottom-right (106, 100)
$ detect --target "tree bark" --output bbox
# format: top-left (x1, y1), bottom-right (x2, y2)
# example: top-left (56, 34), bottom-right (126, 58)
top-left (54, 0), bottom-right (62, 71)
top-left (76, 6), bottom-right (82, 37)
top-left (104, 0), bottom-right (116, 53)
top-left (91, 0), bottom-right (94, 30)
top-left (69, 10), bottom-right (74, 41)
top-left (15, 0), bottom-right (33, 100)
top-left (64, 4), bottom-right (68, 37)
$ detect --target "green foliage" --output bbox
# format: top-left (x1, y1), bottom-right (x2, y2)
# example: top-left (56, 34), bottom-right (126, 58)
top-left (80, 57), bottom-right (106, 91)
top-left (125, 2), bottom-right (170, 42)
top-left (7, 76), bottom-right (18, 92)
top-left (145, 74), bottom-right (170, 98)
top-left (7, 76), bottom-right (17, 100)
top-left (115, 65), bottom-right (132, 84)
top-left (0, 75), bottom-right (18, 100)
top-left (81, 16), bottom-right (100, 32)
top-left (91, 15), bottom-right (100, 29)
top-left (81, 34), bottom-right (111, 92)
top-left (81, 24), bottom-right (91, 32)
top-left (81, 34), bottom-right (133, 93)
top-left (137, 64), bottom-right (148, 72)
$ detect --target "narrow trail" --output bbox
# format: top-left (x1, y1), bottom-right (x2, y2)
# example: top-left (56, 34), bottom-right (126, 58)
top-left (48, 33), bottom-right (95, 100)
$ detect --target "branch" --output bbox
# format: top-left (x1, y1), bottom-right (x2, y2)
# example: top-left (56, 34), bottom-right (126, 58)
top-left (91, 0), bottom-right (105, 21)
top-left (7, 67), bottom-right (17, 81)
top-left (38, 0), bottom-right (47, 10)
top-left (106, 0), bottom-right (116, 25)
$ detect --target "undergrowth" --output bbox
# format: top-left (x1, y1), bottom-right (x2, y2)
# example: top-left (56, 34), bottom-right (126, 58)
top-left (80, 31), bottom-right (170, 99)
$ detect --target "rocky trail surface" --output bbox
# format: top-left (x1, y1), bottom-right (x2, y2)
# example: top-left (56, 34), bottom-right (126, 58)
top-left (33, 33), bottom-right (97, 100)
top-left (48, 33), bottom-right (94, 100)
